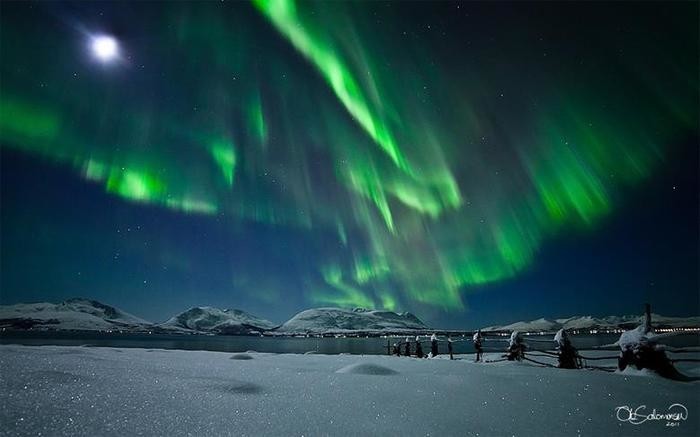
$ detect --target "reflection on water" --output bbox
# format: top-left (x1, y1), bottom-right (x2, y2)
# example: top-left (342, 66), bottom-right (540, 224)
top-left (1, 331), bottom-right (698, 355)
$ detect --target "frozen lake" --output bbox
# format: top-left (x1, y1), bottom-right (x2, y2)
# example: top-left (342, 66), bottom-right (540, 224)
top-left (1, 331), bottom-right (699, 355)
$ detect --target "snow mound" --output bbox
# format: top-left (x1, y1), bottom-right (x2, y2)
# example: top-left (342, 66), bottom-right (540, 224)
top-left (617, 324), bottom-right (665, 351)
top-left (278, 307), bottom-right (428, 334)
top-left (335, 362), bottom-right (399, 375)
top-left (213, 381), bottom-right (263, 395)
top-left (229, 353), bottom-right (254, 360)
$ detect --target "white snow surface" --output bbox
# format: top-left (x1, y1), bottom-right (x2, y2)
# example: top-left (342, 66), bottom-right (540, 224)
top-left (277, 307), bottom-right (428, 333)
top-left (617, 325), bottom-right (669, 351)
top-left (554, 328), bottom-right (570, 347)
top-left (0, 299), bottom-right (150, 331)
top-left (1, 345), bottom-right (698, 436)
top-left (509, 330), bottom-right (523, 347)
top-left (160, 306), bottom-right (277, 333)
top-left (483, 313), bottom-right (700, 332)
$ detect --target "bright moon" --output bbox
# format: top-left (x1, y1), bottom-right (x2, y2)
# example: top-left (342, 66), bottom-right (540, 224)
top-left (91, 35), bottom-right (118, 61)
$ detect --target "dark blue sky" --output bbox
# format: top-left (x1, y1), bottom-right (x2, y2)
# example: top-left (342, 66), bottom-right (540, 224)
top-left (1, 1), bottom-right (698, 329)
top-left (2, 135), bottom-right (696, 328)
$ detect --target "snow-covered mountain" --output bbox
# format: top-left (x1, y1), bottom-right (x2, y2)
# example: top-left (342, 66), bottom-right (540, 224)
top-left (277, 307), bottom-right (428, 334)
top-left (159, 307), bottom-right (277, 334)
top-left (495, 318), bottom-right (560, 332)
top-left (0, 298), bottom-right (151, 331)
top-left (482, 313), bottom-right (700, 332)
top-left (0, 300), bottom-right (426, 335)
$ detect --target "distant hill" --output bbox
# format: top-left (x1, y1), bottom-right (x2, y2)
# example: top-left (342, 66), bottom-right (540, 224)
top-left (1, 300), bottom-right (431, 335)
top-left (159, 307), bottom-right (277, 334)
top-left (276, 307), bottom-right (429, 334)
top-left (0, 298), bottom-right (151, 331)
top-left (482, 314), bottom-right (700, 333)
top-left (7, 298), bottom-right (694, 336)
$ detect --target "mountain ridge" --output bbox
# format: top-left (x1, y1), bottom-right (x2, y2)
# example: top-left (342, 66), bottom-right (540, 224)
top-left (160, 306), bottom-right (277, 334)
top-left (481, 313), bottom-right (700, 332)
top-left (0, 298), bottom-right (151, 331)
top-left (276, 307), bottom-right (429, 334)
top-left (0, 299), bottom-right (431, 334)
top-left (3, 298), bottom-right (698, 334)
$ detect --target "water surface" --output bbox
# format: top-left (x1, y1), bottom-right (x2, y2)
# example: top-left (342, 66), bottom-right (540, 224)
top-left (2, 331), bottom-right (698, 355)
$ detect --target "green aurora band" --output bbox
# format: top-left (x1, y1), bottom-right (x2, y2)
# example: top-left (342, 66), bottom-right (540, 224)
top-left (0, 0), bottom-right (696, 314)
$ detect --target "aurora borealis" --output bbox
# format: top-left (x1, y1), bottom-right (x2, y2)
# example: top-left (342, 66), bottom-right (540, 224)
top-left (1, 1), bottom-right (698, 327)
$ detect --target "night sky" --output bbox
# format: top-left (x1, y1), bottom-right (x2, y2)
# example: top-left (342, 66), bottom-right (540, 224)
top-left (1, 1), bottom-right (697, 329)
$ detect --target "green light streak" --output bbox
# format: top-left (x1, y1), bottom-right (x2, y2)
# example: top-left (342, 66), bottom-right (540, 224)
top-left (353, 257), bottom-right (390, 284)
top-left (492, 215), bottom-right (538, 272)
top-left (166, 197), bottom-right (218, 214)
top-left (106, 168), bottom-right (165, 202)
top-left (0, 97), bottom-right (60, 142)
top-left (345, 165), bottom-right (395, 231)
top-left (311, 264), bottom-right (375, 308)
top-left (248, 92), bottom-right (268, 146)
top-left (378, 292), bottom-right (397, 311)
top-left (0, 96), bottom-right (222, 216)
top-left (83, 158), bottom-right (108, 181)
top-left (209, 138), bottom-right (237, 186)
top-left (1, 0), bottom-right (694, 315)
top-left (252, 0), bottom-right (409, 171)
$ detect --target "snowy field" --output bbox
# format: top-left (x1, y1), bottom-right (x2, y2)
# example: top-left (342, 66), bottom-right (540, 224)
top-left (1, 345), bottom-right (698, 437)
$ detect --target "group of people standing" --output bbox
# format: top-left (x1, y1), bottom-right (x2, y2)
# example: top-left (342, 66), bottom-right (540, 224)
top-left (388, 305), bottom-right (682, 377)
top-left (392, 333), bottom-right (454, 359)
top-left (391, 328), bottom-right (579, 369)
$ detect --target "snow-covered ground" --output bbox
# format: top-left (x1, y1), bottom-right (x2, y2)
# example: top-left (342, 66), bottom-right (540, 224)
top-left (1, 346), bottom-right (698, 436)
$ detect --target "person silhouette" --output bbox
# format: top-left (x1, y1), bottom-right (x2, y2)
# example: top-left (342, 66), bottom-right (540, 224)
top-left (473, 330), bottom-right (483, 362)
top-left (415, 336), bottom-right (424, 358)
top-left (554, 329), bottom-right (579, 369)
top-left (506, 331), bottom-right (525, 361)
top-left (430, 333), bottom-right (439, 357)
